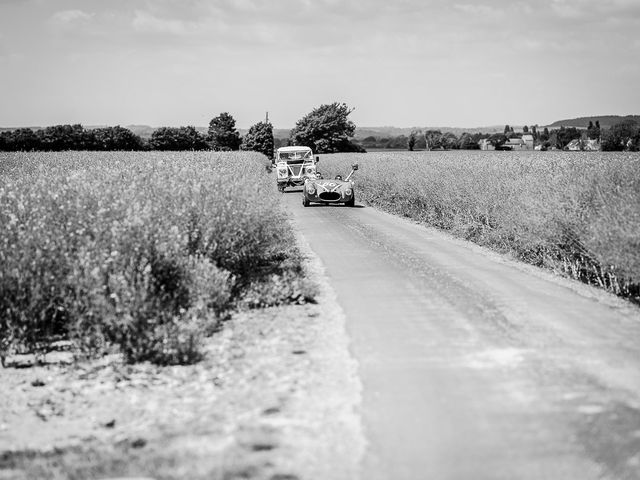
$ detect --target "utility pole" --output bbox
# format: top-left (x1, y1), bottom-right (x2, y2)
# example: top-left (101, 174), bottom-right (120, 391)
top-left (265, 111), bottom-right (269, 123)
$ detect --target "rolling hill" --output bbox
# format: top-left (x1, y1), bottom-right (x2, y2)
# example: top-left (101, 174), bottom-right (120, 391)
top-left (545, 115), bottom-right (640, 129)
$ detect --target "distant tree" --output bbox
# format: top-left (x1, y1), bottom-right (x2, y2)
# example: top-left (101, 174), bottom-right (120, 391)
top-left (290, 102), bottom-right (363, 153)
top-left (385, 135), bottom-right (408, 149)
top-left (540, 127), bottom-right (550, 141)
top-left (241, 120), bottom-right (274, 159)
top-left (408, 131), bottom-right (417, 151)
top-left (553, 126), bottom-right (581, 149)
top-left (523, 125), bottom-right (529, 133)
top-left (2, 128), bottom-right (40, 151)
top-left (601, 119), bottom-right (640, 151)
top-left (459, 133), bottom-right (480, 150)
top-left (92, 126), bottom-right (144, 151)
top-left (587, 120), bottom-right (601, 140)
top-left (425, 130), bottom-right (443, 150)
top-left (442, 132), bottom-right (459, 149)
top-left (150, 126), bottom-right (209, 151)
top-left (361, 136), bottom-right (378, 149)
top-left (273, 137), bottom-right (288, 149)
top-left (488, 133), bottom-right (508, 149)
top-left (36, 124), bottom-right (90, 151)
top-left (208, 112), bottom-right (241, 151)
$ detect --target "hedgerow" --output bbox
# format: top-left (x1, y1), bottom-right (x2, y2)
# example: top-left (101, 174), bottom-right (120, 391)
top-left (0, 151), bottom-right (315, 365)
top-left (321, 151), bottom-right (640, 303)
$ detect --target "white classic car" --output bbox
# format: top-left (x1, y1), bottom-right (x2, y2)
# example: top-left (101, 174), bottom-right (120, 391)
top-left (275, 146), bottom-right (318, 192)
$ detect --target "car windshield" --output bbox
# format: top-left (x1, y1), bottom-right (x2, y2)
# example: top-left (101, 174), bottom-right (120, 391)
top-left (279, 150), bottom-right (312, 161)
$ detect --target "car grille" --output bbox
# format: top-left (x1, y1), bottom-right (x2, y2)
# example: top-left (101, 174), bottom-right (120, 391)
top-left (289, 165), bottom-right (302, 176)
top-left (319, 192), bottom-right (341, 201)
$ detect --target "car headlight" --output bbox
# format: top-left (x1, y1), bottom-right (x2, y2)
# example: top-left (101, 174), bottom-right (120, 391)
top-left (344, 188), bottom-right (352, 196)
top-left (278, 168), bottom-right (287, 176)
top-left (306, 184), bottom-right (316, 194)
top-left (305, 166), bottom-right (316, 174)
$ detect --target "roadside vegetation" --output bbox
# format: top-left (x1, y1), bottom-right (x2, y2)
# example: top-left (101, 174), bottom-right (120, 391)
top-left (0, 151), bottom-right (315, 365)
top-left (322, 151), bottom-right (640, 303)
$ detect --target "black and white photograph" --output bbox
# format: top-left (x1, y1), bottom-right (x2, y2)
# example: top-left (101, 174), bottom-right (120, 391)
top-left (1, 1), bottom-right (640, 479)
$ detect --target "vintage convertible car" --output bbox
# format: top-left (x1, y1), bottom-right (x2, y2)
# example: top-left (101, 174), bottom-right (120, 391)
top-left (302, 164), bottom-right (358, 207)
top-left (275, 146), bottom-right (318, 192)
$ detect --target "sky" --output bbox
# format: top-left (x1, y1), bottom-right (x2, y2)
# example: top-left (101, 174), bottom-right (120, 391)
top-left (1, 0), bottom-right (639, 129)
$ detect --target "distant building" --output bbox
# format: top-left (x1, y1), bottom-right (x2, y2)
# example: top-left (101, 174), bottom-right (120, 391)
top-left (502, 135), bottom-right (535, 151)
top-left (522, 134), bottom-right (534, 149)
top-left (565, 139), bottom-right (600, 151)
top-left (478, 139), bottom-right (495, 150)
top-left (504, 137), bottom-right (525, 150)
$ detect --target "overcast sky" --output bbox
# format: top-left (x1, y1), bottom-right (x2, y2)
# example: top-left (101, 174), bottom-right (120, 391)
top-left (1, 0), bottom-right (639, 129)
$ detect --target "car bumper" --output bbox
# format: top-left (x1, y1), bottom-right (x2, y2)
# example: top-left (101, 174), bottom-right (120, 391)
top-left (303, 193), bottom-right (354, 203)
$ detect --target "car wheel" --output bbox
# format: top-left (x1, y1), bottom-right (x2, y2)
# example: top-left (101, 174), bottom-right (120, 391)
top-left (278, 185), bottom-right (285, 193)
top-left (345, 197), bottom-right (355, 207)
top-left (302, 196), bottom-right (310, 207)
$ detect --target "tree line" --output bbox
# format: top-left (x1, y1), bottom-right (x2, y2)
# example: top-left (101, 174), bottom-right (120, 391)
top-left (357, 118), bottom-right (640, 152)
top-left (0, 103), bottom-right (363, 157)
top-left (3, 109), bottom-right (638, 154)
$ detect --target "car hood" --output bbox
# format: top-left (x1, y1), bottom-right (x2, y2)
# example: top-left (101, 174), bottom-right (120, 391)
top-left (310, 179), bottom-right (352, 190)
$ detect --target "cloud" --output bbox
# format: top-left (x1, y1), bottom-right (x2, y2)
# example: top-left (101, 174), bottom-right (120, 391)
top-left (50, 9), bottom-right (94, 24)
top-left (453, 3), bottom-right (504, 18)
top-left (132, 10), bottom-right (193, 35)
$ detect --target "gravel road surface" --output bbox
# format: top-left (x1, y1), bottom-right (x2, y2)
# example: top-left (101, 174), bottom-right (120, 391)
top-left (283, 190), bottom-right (640, 480)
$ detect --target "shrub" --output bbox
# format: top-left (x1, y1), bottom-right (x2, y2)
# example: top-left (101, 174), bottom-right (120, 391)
top-left (320, 151), bottom-right (640, 302)
top-left (0, 151), bottom-right (313, 364)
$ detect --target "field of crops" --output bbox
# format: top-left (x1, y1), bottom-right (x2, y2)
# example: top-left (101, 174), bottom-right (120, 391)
top-left (320, 150), bottom-right (640, 302)
top-left (0, 151), bottom-right (313, 365)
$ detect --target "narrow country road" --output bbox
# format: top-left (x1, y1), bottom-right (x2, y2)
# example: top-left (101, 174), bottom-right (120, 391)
top-left (282, 190), bottom-right (640, 480)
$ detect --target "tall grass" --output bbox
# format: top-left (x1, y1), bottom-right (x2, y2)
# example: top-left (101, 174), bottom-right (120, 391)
top-left (0, 152), bottom-right (314, 364)
top-left (321, 151), bottom-right (640, 302)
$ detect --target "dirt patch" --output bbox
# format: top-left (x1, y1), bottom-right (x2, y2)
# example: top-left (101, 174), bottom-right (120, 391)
top-left (0, 259), bottom-right (364, 479)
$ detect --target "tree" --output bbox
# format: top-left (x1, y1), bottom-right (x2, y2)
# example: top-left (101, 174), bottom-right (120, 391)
top-left (208, 112), bottom-right (241, 151)
top-left (459, 133), bottom-right (480, 150)
top-left (149, 126), bottom-right (209, 151)
top-left (241, 120), bottom-right (274, 159)
top-left (550, 126), bottom-right (581, 149)
top-left (523, 125), bottom-right (529, 133)
top-left (442, 132), bottom-right (459, 150)
top-left (385, 135), bottom-right (408, 149)
top-left (587, 120), bottom-right (601, 140)
top-left (601, 119), bottom-right (640, 151)
top-left (531, 125), bottom-right (538, 140)
top-left (93, 126), bottom-right (144, 151)
top-left (36, 124), bottom-right (89, 151)
top-left (504, 125), bottom-right (511, 135)
top-left (540, 127), bottom-right (550, 141)
top-left (289, 102), bottom-right (363, 153)
top-left (488, 133), bottom-right (508, 149)
top-left (2, 128), bottom-right (40, 151)
top-left (425, 130), bottom-right (443, 150)
top-left (408, 131), bottom-right (417, 151)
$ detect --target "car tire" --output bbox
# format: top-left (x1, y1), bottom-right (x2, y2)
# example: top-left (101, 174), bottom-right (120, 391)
top-left (345, 197), bottom-right (355, 207)
top-left (302, 196), bottom-right (310, 207)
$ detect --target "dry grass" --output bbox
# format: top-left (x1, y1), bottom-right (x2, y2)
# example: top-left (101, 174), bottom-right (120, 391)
top-left (0, 151), bottom-right (315, 364)
top-left (320, 150), bottom-right (640, 302)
